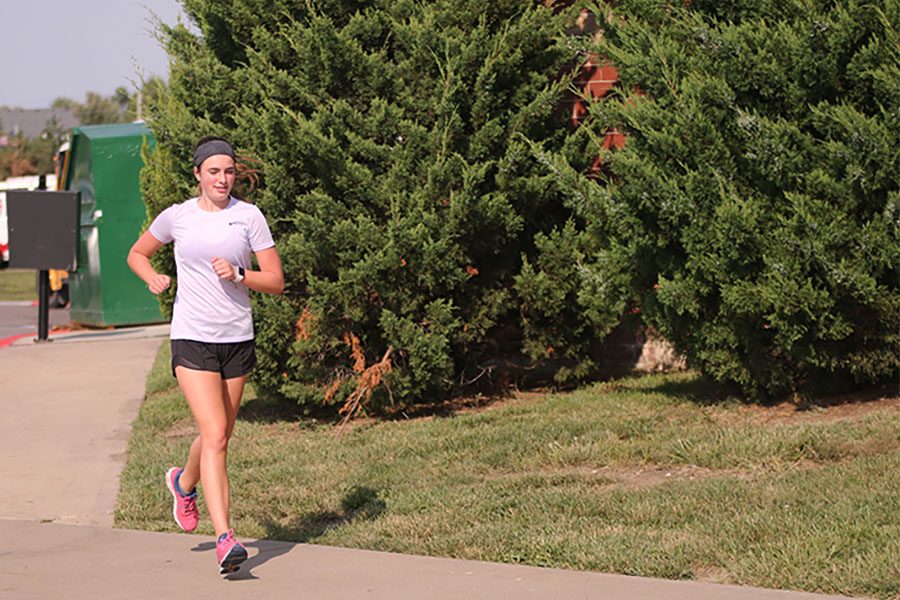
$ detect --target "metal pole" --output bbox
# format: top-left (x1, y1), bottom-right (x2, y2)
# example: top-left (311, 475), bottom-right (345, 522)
top-left (36, 178), bottom-right (51, 341)
top-left (37, 269), bottom-right (50, 342)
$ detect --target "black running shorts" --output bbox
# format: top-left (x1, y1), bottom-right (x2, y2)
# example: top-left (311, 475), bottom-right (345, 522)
top-left (170, 339), bottom-right (257, 379)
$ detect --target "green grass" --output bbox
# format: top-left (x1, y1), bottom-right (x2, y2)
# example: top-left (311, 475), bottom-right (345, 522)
top-left (0, 269), bottom-right (36, 301)
top-left (117, 342), bottom-right (900, 599)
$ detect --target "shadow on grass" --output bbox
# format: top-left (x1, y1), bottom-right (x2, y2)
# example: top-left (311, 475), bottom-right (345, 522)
top-left (261, 485), bottom-right (387, 544)
top-left (626, 373), bottom-right (739, 406)
top-left (238, 394), bottom-right (340, 427)
top-left (627, 374), bottom-right (895, 410)
top-left (381, 391), bottom-right (511, 422)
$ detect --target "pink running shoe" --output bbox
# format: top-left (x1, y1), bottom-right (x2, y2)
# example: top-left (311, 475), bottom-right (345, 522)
top-left (216, 529), bottom-right (248, 575)
top-left (165, 467), bottom-right (198, 532)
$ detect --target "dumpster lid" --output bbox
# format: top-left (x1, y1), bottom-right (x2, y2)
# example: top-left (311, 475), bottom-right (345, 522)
top-left (72, 122), bottom-right (151, 140)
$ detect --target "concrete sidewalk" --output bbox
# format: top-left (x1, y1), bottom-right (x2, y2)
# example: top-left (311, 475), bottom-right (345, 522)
top-left (0, 519), bottom-right (859, 600)
top-left (0, 326), bottom-right (862, 599)
top-left (0, 325), bottom-right (168, 525)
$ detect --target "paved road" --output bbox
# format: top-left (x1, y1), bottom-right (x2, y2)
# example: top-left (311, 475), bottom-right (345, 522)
top-left (0, 301), bottom-right (70, 339)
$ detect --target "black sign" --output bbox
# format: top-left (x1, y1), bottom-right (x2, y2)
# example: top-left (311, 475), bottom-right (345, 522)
top-left (7, 191), bottom-right (79, 270)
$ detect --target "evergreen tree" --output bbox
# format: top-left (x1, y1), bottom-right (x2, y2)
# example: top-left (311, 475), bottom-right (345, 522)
top-left (143, 0), bottom-right (580, 410)
top-left (523, 0), bottom-right (900, 399)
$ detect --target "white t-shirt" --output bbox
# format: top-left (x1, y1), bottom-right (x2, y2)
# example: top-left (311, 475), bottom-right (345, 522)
top-left (149, 197), bottom-right (275, 342)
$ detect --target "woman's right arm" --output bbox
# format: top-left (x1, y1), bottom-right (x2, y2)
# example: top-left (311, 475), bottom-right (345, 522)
top-left (127, 231), bottom-right (172, 295)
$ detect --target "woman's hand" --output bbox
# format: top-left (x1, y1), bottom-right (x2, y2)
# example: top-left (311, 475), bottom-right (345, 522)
top-left (210, 251), bottom-right (283, 294)
top-left (147, 274), bottom-right (172, 295)
top-left (211, 257), bottom-right (237, 281)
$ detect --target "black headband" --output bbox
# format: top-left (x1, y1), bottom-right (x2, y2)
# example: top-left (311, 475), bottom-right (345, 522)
top-left (193, 139), bottom-right (236, 167)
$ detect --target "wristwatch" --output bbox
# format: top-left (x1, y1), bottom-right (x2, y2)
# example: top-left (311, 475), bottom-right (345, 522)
top-left (233, 266), bottom-right (245, 283)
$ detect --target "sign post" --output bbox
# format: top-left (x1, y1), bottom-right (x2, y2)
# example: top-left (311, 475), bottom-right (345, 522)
top-left (7, 191), bottom-right (79, 342)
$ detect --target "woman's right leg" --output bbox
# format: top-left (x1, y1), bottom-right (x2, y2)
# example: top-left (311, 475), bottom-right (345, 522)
top-left (178, 374), bottom-right (245, 503)
top-left (175, 366), bottom-right (231, 537)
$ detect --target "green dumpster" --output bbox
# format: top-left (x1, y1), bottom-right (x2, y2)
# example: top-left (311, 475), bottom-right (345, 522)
top-left (65, 123), bottom-right (164, 326)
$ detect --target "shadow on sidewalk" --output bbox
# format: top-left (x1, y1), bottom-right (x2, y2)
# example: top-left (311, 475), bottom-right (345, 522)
top-left (190, 538), bottom-right (296, 581)
top-left (189, 486), bottom-right (385, 579)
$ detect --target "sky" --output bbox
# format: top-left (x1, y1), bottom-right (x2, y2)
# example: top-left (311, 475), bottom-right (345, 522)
top-left (1, 0), bottom-right (191, 109)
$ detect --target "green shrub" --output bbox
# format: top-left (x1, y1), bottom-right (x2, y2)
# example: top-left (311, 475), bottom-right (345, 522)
top-left (522, 0), bottom-right (900, 399)
top-left (142, 1), bottom-right (580, 410)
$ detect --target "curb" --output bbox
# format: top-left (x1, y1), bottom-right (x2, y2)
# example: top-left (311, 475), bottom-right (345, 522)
top-left (0, 328), bottom-right (72, 349)
top-left (0, 332), bottom-right (34, 348)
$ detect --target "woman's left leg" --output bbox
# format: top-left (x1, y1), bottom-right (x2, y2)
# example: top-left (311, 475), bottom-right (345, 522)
top-left (218, 375), bottom-right (247, 520)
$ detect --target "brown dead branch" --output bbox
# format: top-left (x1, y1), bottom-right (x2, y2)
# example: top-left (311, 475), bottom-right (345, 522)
top-left (323, 378), bottom-right (343, 404)
top-left (337, 347), bottom-right (394, 435)
top-left (295, 307), bottom-right (316, 341)
top-left (342, 331), bottom-right (367, 373)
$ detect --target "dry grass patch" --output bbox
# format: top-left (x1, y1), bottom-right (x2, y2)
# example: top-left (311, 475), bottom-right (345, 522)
top-left (161, 417), bottom-right (197, 439)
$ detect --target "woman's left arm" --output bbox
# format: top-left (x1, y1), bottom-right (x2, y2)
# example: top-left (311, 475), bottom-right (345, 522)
top-left (246, 247), bottom-right (284, 294)
top-left (212, 247), bottom-right (284, 294)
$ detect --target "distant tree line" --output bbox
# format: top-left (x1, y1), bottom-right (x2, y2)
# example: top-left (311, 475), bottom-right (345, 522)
top-left (0, 78), bottom-right (165, 179)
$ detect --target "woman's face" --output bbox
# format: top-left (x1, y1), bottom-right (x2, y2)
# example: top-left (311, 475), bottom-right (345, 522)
top-left (194, 154), bottom-right (236, 203)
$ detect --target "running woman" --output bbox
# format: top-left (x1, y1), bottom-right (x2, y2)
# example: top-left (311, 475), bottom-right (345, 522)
top-left (127, 136), bottom-right (284, 574)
